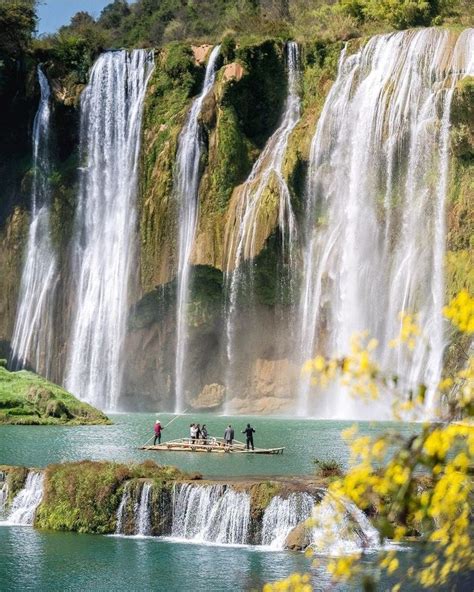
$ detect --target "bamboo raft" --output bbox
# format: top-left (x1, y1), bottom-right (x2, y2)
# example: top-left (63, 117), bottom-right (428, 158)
top-left (140, 437), bottom-right (284, 455)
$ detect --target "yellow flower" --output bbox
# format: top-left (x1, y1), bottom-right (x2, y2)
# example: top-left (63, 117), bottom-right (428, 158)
top-left (443, 289), bottom-right (474, 333)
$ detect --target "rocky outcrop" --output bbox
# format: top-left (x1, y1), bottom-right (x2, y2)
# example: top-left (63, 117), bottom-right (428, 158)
top-left (222, 62), bottom-right (244, 82)
top-left (0, 364), bottom-right (110, 425)
top-left (192, 44), bottom-right (213, 64)
top-left (191, 383), bottom-right (226, 409)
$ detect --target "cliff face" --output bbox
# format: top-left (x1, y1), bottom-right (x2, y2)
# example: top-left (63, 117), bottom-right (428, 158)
top-left (122, 39), bottom-right (344, 413)
top-left (0, 33), bottom-right (472, 413)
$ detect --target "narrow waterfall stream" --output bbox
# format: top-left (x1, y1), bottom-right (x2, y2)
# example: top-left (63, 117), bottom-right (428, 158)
top-left (10, 67), bottom-right (58, 377)
top-left (136, 482), bottom-right (152, 536)
top-left (0, 476), bottom-right (8, 520)
top-left (224, 42), bottom-right (301, 407)
top-left (174, 45), bottom-right (221, 413)
top-left (115, 482), bottom-right (131, 535)
top-left (65, 50), bottom-right (154, 410)
top-left (297, 28), bottom-right (474, 419)
top-left (4, 471), bottom-right (44, 526)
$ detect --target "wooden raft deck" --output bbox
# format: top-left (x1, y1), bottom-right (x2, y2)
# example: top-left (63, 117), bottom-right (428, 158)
top-left (139, 437), bottom-right (284, 455)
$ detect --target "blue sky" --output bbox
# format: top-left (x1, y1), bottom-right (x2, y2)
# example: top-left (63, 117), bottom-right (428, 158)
top-left (37, 0), bottom-right (113, 34)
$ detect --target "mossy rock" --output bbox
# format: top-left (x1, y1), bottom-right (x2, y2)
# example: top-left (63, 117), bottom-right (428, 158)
top-left (450, 76), bottom-right (474, 159)
top-left (249, 481), bottom-right (281, 520)
top-left (35, 460), bottom-right (188, 534)
top-left (139, 43), bottom-right (203, 291)
top-left (4, 466), bottom-right (29, 502)
top-left (0, 366), bottom-right (110, 425)
top-left (45, 399), bottom-right (73, 419)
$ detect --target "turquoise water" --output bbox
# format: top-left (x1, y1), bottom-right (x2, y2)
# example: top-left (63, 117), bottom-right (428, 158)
top-left (2, 526), bottom-right (471, 591)
top-left (0, 413), bottom-right (417, 477)
top-left (0, 526), bottom-right (417, 592)
top-left (0, 527), bottom-right (313, 591)
top-left (0, 415), bottom-right (472, 591)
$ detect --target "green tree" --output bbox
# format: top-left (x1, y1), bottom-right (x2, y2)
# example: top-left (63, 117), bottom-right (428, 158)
top-left (0, 0), bottom-right (36, 58)
top-left (99, 0), bottom-right (130, 30)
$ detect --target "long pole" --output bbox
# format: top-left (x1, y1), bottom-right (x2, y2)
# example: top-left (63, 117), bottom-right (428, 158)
top-left (164, 408), bottom-right (189, 428)
top-left (142, 408), bottom-right (190, 446)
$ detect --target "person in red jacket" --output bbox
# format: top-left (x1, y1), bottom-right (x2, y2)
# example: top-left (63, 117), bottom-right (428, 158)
top-left (153, 420), bottom-right (163, 445)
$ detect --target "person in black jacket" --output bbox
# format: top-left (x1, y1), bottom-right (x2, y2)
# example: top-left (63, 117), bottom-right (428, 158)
top-left (242, 424), bottom-right (255, 450)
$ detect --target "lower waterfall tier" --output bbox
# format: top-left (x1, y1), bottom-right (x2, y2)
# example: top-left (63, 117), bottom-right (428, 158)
top-left (0, 462), bottom-right (398, 554)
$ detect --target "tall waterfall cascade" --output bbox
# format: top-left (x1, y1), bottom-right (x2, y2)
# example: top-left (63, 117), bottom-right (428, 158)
top-left (174, 45), bottom-right (221, 413)
top-left (4, 471), bottom-right (45, 526)
top-left (65, 50), bottom-right (154, 410)
top-left (224, 41), bottom-right (300, 269)
top-left (224, 42), bottom-right (301, 407)
top-left (297, 28), bottom-right (474, 419)
top-left (10, 67), bottom-right (58, 378)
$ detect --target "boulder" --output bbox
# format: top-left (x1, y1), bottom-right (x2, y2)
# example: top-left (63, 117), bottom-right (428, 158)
top-left (192, 44), bottom-right (213, 65)
top-left (285, 521), bottom-right (312, 551)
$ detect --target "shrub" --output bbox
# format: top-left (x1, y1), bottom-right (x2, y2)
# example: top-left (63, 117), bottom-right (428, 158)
top-left (313, 458), bottom-right (344, 477)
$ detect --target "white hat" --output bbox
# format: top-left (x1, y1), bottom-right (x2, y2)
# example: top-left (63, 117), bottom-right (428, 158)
top-left (155, 420), bottom-right (160, 423)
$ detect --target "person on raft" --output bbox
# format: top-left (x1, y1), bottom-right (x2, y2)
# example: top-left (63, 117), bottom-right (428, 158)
top-left (153, 420), bottom-right (163, 445)
top-left (224, 425), bottom-right (234, 446)
top-left (242, 423), bottom-right (256, 450)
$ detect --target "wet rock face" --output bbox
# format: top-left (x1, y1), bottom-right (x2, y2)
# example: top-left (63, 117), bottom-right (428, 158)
top-left (450, 76), bottom-right (474, 159)
top-left (191, 383), bottom-right (225, 410)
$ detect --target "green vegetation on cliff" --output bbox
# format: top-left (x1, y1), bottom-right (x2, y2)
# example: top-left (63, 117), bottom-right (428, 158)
top-left (139, 42), bottom-right (202, 290)
top-left (0, 363), bottom-right (110, 425)
top-left (0, 464), bottom-right (29, 502)
top-left (447, 75), bottom-right (474, 299)
top-left (35, 460), bottom-right (187, 533)
top-left (35, 0), bottom-right (473, 57)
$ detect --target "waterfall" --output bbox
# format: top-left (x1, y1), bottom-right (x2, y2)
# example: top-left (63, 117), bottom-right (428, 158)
top-left (297, 28), bottom-right (474, 418)
top-left (224, 42), bottom-right (301, 406)
top-left (115, 482), bottom-right (130, 535)
top-left (174, 45), bottom-right (221, 413)
top-left (5, 471), bottom-right (44, 526)
top-left (261, 492), bottom-right (314, 549)
top-left (65, 50), bottom-right (154, 410)
top-left (311, 495), bottom-right (380, 556)
top-left (10, 67), bottom-right (58, 377)
top-left (171, 483), bottom-right (251, 545)
top-left (224, 42), bottom-right (300, 269)
top-left (0, 477), bottom-right (8, 519)
top-left (135, 482), bottom-right (152, 536)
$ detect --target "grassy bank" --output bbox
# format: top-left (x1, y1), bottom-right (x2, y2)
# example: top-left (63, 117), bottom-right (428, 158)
top-left (0, 363), bottom-right (110, 425)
